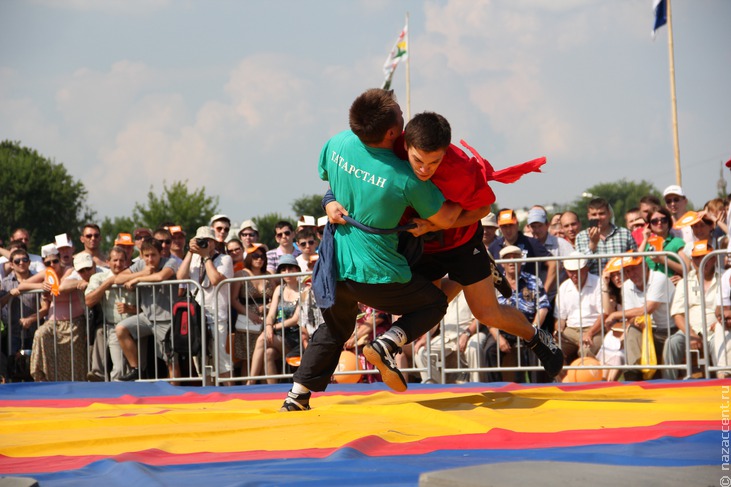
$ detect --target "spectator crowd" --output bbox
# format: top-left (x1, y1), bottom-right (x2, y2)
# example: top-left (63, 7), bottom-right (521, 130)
top-left (2, 183), bottom-right (730, 385)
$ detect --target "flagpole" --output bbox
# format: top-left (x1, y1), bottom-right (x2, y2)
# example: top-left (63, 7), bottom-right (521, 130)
top-left (667, 0), bottom-right (682, 185)
top-left (405, 12), bottom-right (411, 121)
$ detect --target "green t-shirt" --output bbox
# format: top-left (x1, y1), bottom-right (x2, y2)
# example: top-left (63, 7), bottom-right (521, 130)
top-left (319, 130), bottom-right (445, 284)
top-left (645, 234), bottom-right (686, 276)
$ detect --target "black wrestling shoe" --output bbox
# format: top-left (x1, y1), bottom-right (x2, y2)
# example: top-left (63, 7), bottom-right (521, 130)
top-left (527, 328), bottom-right (564, 378)
top-left (487, 251), bottom-right (513, 298)
top-left (280, 390), bottom-right (312, 412)
top-left (118, 367), bottom-right (141, 382)
top-left (363, 338), bottom-right (407, 392)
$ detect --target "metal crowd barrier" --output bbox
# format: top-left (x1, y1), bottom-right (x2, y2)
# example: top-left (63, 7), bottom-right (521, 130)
top-left (2, 248), bottom-right (727, 385)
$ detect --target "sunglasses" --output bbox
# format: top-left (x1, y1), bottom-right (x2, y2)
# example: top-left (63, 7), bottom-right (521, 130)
top-left (650, 217), bottom-right (669, 225)
top-left (240, 232), bottom-right (257, 238)
top-left (78, 267), bottom-right (94, 273)
top-left (134, 235), bottom-right (147, 240)
top-left (228, 247), bottom-right (243, 253)
top-left (155, 238), bottom-right (172, 245)
top-left (250, 253), bottom-right (264, 259)
top-left (298, 240), bottom-right (316, 247)
top-left (13, 257), bottom-right (30, 265)
top-left (276, 230), bottom-right (292, 238)
top-left (665, 197), bottom-right (682, 204)
top-left (84, 233), bottom-right (101, 239)
top-left (44, 258), bottom-right (60, 266)
top-left (214, 226), bottom-right (230, 233)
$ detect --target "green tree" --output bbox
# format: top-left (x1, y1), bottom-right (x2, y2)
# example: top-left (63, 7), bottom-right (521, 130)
top-left (561, 179), bottom-right (662, 228)
top-left (132, 181), bottom-right (219, 236)
top-left (0, 140), bottom-right (94, 252)
top-left (291, 194), bottom-right (325, 221)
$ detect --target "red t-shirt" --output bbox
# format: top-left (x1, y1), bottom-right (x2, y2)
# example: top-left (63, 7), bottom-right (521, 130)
top-left (395, 135), bottom-right (496, 253)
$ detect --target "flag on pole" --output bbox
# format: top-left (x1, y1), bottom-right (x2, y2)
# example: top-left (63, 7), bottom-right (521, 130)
top-left (382, 22), bottom-right (408, 90)
top-left (652, 0), bottom-right (667, 38)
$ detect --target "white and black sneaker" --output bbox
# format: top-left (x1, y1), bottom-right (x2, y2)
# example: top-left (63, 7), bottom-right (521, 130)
top-left (280, 390), bottom-right (312, 412)
top-left (364, 338), bottom-right (407, 392)
top-left (527, 328), bottom-right (564, 378)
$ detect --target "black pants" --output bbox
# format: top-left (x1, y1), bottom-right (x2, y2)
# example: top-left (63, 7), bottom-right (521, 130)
top-left (293, 276), bottom-right (448, 391)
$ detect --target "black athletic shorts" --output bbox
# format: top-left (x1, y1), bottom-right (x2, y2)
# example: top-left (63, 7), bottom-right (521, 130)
top-left (411, 225), bottom-right (491, 286)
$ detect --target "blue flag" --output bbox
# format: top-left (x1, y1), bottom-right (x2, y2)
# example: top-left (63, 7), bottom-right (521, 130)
top-left (652, 0), bottom-right (667, 38)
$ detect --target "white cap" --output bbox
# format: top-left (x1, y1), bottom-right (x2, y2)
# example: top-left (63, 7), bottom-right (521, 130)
top-left (209, 214), bottom-right (230, 225)
top-left (663, 185), bottom-right (685, 198)
top-left (73, 252), bottom-right (94, 271)
top-left (480, 213), bottom-right (498, 228)
top-left (54, 233), bottom-right (73, 249)
top-left (317, 216), bottom-right (328, 227)
top-left (563, 251), bottom-right (588, 271)
top-left (499, 245), bottom-right (523, 259)
top-left (41, 243), bottom-right (59, 258)
top-left (297, 215), bottom-right (316, 228)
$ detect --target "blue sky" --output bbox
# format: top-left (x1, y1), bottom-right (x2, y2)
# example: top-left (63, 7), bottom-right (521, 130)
top-left (1, 0), bottom-right (729, 225)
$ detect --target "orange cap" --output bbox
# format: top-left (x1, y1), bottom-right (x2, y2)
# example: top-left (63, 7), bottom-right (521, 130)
top-left (114, 233), bottom-right (135, 246)
top-left (691, 239), bottom-right (713, 257)
top-left (498, 209), bottom-right (518, 226)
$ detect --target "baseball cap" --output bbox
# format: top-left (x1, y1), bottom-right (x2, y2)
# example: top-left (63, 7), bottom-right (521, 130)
top-left (41, 243), bottom-right (59, 258)
top-left (499, 245), bottom-right (522, 259)
top-left (134, 228), bottom-right (152, 239)
top-left (620, 251), bottom-right (643, 268)
top-left (480, 213), bottom-right (498, 228)
top-left (604, 257), bottom-right (624, 274)
top-left (498, 209), bottom-right (518, 226)
top-left (114, 233), bottom-right (135, 246)
top-left (526, 208), bottom-right (547, 225)
top-left (725, 158), bottom-right (731, 168)
top-left (167, 225), bottom-right (185, 236)
top-left (73, 252), bottom-right (94, 271)
top-left (297, 215), bottom-right (316, 228)
top-left (54, 233), bottom-right (73, 249)
top-left (246, 243), bottom-right (268, 254)
top-left (663, 185), bottom-right (685, 198)
top-left (317, 216), bottom-right (328, 228)
top-left (691, 239), bottom-right (713, 257)
top-left (563, 251), bottom-right (588, 271)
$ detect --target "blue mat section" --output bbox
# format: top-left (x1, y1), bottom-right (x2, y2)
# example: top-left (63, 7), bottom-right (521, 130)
top-left (22, 431), bottom-right (715, 487)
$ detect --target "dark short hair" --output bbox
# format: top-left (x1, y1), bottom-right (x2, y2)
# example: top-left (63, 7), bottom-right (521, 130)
top-left (274, 221), bottom-right (294, 232)
top-left (649, 206), bottom-right (673, 223)
top-left (640, 194), bottom-right (662, 207)
top-left (9, 248), bottom-right (28, 262)
top-left (349, 89), bottom-right (400, 145)
top-left (140, 237), bottom-right (162, 254)
top-left (153, 228), bottom-right (172, 239)
top-left (404, 112), bottom-right (452, 153)
top-left (295, 228), bottom-right (317, 242)
top-left (82, 223), bottom-right (101, 233)
top-left (587, 198), bottom-right (610, 212)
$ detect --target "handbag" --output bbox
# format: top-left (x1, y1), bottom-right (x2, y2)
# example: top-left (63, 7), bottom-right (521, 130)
top-left (235, 312), bottom-right (263, 333)
top-left (637, 315), bottom-right (657, 380)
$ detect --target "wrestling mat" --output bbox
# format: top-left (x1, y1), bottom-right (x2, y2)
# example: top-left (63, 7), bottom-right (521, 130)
top-left (0, 380), bottom-right (720, 486)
